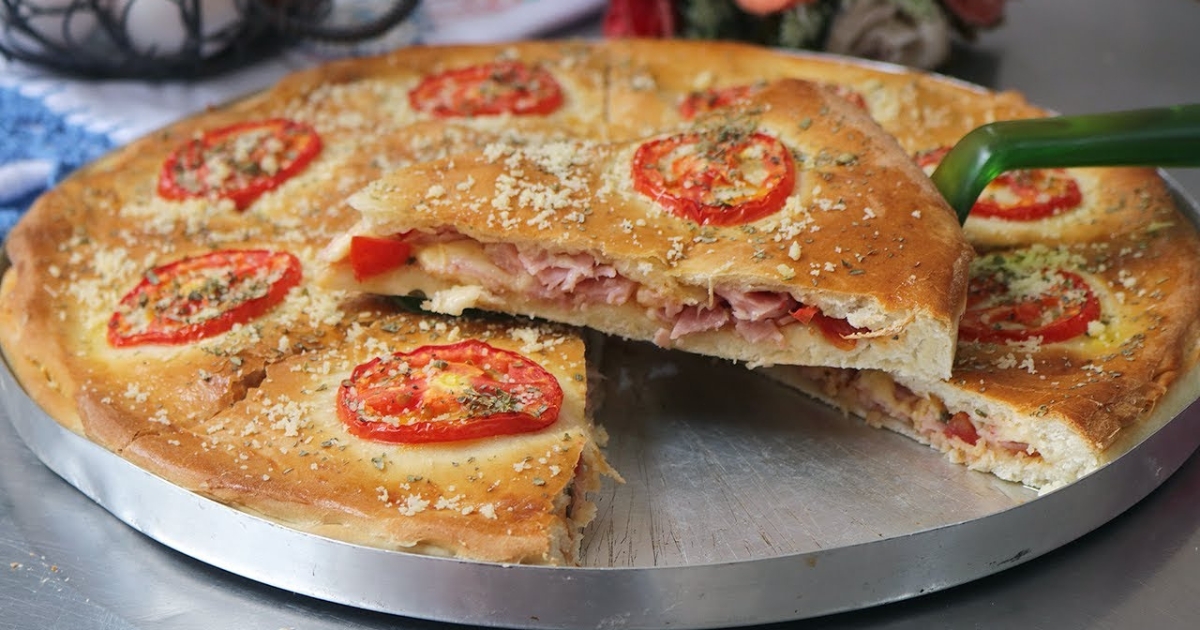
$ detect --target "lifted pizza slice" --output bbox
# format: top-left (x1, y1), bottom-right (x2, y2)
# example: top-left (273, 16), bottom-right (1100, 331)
top-left (321, 79), bottom-right (974, 382)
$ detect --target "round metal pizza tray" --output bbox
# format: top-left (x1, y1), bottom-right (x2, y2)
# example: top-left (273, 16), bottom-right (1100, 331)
top-left (2, 177), bottom-right (1200, 628)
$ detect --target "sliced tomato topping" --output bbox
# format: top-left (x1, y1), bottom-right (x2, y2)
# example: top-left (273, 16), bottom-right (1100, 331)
top-left (959, 267), bottom-right (1101, 344)
top-left (915, 146), bottom-right (1082, 221)
top-left (679, 82), bottom-right (865, 120)
top-left (338, 340), bottom-right (564, 444)
top-left (158, 119), bottom-right (321, 211)
top-left (408, 61), bottom-right (564, 118)
top-left (789, 304), bottom-right (819, 324)
top-left (348, 235), bottom-right (413, 281)
top-left (107, 250), bottom-right (301, 347)
top-left (973, 168), bottom-right (1083, 220)
top-left (633, 130), bottom-right (795, 226)
top-left (944, 412), bottom-right (980, 446)
top-left (789, 305), bottom-right (868, 350)
top-left (827, 83), bottom-right (868, 110)
top-left (679, 85), bottom-right (761, 120)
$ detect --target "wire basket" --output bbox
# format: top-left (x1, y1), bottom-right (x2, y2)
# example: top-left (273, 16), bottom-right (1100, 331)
top-left (0, 0), bottom-right (420, 79)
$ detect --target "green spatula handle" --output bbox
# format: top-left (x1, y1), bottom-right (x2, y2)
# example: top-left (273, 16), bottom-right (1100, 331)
top-left (929, 104), bottom-right (1200, 224)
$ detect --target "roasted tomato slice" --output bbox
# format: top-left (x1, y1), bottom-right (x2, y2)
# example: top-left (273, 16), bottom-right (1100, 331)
top-left (916, 146), bottom-right (1082, 221)
top-left (348, 235), bottom-right (413, 281)
top-left (408, 61), bottom-right (564, 118)
top-left (158, 119), bottom-right (322, 211)
top-left (679, 84), bottom-right (761, 120)
top-left (944, 412), bottom-right (980, 446)
top-left (632, 130), bottom-right (795, 226)
top-left (108, 249), bottom-right (302, 347)
top-left (790, 305), bottom-right (868, 350)
top-left (338, 340), bottom-right (564, 444)
top-left (826, 83), bottom-right (868, 110)
top-left (679, 82), bottom-right (865, 120)
top-left (959, 267), bottom-right (1101, 344)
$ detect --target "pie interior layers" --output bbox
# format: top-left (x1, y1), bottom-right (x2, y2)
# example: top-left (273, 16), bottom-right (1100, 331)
top-left (323, 79), bottom-right (973, 383)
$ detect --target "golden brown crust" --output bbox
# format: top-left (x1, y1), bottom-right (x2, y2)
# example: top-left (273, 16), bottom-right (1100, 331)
top-left (604, 39), bottom-right (1035, 152)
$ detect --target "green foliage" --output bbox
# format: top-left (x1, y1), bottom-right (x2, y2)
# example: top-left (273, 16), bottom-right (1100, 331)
top-left (678, 0), bottom-right (838, 50)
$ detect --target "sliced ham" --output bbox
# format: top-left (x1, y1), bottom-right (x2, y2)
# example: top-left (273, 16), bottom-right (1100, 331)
top-left (669, 305), bottom-right (730, 340)
top-left (535, 262), bottom-right (616, 293)
top-left (718, 288), bottom-right (796, 321)
top-left (999, 440), bottom-right (1035, 455)
top-left (643, 286), bottom-right (683, 319)
top-left (517, 248), bottom-right (588, 274)
top-left (483, 242), bottom-right (525, 275)
top-left (398, 228), bottom-right (850, 346)
top-left (491, 245), bottom-right (634, 304)
top-left (518, 249), bottom-right (605, 291)
top-left (573, 276), bottom-right (638, 305)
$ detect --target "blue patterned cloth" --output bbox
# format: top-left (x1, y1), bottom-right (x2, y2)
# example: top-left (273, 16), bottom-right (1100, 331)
top-left (0, 86), bottom-right (114, 236)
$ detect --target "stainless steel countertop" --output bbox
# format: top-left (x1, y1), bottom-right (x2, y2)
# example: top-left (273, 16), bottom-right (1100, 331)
top-left (3, 1), bottom-right (1199, 628)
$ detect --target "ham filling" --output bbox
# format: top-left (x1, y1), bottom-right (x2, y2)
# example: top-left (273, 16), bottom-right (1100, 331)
top-left (804, 367), bottom-right (1038, 458)
top-left (390, 230), bottom-right (837, 347)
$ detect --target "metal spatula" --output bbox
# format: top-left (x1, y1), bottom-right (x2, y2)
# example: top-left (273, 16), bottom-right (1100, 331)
top-left (929, 104), bottom-right (1200, 224)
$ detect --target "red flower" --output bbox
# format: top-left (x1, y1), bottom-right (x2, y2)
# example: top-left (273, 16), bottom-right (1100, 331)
top-left (603, 0), bottom-right (677, 37)
top-left (735, 0), bottom-right (819, 16)
top-left (941, 0), bottom-right (1007, 27)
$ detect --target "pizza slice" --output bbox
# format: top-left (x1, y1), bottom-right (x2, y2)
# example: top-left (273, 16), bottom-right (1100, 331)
top-left (319, 79), bottom-right (973, 382)
top-left (88, 301), bottom-right (613, 565)
top-left (763, 199), bottom-right (1200, 489)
